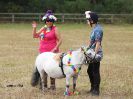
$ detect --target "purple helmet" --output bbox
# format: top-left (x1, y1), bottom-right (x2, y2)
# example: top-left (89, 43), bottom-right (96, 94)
top-left (42, 10), bottom-right (57, 22)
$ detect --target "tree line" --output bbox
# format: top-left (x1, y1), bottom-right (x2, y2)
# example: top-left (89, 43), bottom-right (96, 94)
top-left (0, 0), bottom-right (133, 14)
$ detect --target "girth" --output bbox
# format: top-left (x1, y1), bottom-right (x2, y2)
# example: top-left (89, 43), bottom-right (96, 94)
top-left (59, 53), bottom-right (66, 77)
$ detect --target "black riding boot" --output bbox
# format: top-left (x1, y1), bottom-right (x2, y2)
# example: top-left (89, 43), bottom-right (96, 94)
top-left (91, 84), bottom-right (100, 96)
top-left (88, 84), bottom-right (94, 94)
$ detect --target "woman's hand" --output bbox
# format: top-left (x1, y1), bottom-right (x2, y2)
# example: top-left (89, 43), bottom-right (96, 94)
top-left (32, 21), bottom-right (38, 38)
top-left (32, 21), bottom-right (37, 28)
top-left (51, 47), bottom-right (58, 53)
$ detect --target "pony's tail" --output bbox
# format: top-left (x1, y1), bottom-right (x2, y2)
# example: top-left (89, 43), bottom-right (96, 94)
top-left (31, 67), bottom-right (40, 87)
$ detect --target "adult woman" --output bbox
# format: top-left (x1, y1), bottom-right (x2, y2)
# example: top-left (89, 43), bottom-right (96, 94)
top-left (31, 10), bottom-right (62, 91)
top-left (85, 11), bottom-right (103, 96)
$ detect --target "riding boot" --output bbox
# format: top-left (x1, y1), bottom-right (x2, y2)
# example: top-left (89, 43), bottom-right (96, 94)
top-left (91, 84), bottom-right (100, 96)
top-left (50, 77), bottom-right (56, 90)
top-left (88, 84), bottom-right (94, 94)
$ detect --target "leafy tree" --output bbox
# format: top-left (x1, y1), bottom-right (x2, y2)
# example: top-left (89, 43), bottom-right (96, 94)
top-left (0, 0), bottom-right (133, 13)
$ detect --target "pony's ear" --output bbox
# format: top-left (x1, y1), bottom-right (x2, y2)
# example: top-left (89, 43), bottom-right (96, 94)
top-left (81, 46), bottom-right (89, 52)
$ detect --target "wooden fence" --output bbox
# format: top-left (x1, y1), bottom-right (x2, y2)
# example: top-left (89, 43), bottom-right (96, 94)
top-left (0, 13), bottom-right (133, 23)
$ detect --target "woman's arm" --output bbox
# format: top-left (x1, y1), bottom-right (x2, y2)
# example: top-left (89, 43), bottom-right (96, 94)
top-left (32, 21), bottom-right (43, 38)
top-left (52, 27), bottom-right (62, 52)
top-left (95, 41), bottom-right (100, 54)
top-left (88, 40), bottom-right (91, 48)
top-left (94, 30), bottom-right (103, 54)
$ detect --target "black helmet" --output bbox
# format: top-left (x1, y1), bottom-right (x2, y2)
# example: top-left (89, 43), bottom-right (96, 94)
top-left (85, 11), bottom-right (98, 23)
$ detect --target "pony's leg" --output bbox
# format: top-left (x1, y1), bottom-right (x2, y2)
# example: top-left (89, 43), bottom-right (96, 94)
top-left (65, 75), bottom-right (70, 95)
top-left (50, 77), bottom-right (56, 90)
top-left (73, 75), bottom-right (78, 93)
top-left (40, 70), bottom-right (48, 92)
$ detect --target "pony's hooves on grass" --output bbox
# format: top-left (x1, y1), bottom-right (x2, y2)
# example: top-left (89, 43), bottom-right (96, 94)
top-left (49, 90), bottom-right (56, 95)
top-left (64, 92), bottom-right (70, 96)
top-left (42, 90), bottom-right (48, 95)
top-left (47, 87), bottom-right (56, 93)
top-left (64, 91), bottom-right (73, 96)
top-left (48, 86), bottom-right (56, 91)
top-left (73, 91), bottom-right (80, 95)
top-left (42, 88), bottom-right (49, 94)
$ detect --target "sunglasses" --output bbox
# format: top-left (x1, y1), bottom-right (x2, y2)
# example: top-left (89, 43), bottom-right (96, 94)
top-left (46, 19), bottom-right (54, 22)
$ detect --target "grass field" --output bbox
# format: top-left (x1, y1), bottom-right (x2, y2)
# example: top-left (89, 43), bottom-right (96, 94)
top-left (0, 23), bottom-right (133, 99)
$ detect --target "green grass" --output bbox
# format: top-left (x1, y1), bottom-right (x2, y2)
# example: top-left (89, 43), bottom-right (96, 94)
top-left (0, 23), bottom-right (133, 99)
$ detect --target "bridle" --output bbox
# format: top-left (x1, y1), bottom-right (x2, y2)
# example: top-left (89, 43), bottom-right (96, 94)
top-left (83, 50), bottom-right (90, 64)
top-left (82, 48), bottom-right (93, 64)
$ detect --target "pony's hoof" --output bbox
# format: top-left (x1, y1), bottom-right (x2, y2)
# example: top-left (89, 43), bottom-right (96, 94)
top-left (73, 91), bottom-right (80, 95)
top-left (48, 86), bottom-right (56, 90)
top-left (64, 91), bottom-right (73, 96)
top-left (42, 87), bottom-right (48, 93)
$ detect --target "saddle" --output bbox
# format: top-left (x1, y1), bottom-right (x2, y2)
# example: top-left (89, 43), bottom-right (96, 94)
top-left (53, 53), bottom-right (66, 77)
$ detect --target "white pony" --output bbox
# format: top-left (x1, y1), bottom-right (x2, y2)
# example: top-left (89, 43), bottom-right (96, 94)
top-left (31, 47), bottom-right (102, 96)
top-left (31, 48), bottom-right (86, 95)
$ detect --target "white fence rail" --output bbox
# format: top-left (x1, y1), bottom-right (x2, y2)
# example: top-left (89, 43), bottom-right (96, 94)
top-left (0, 13), bottom-right (133, 23)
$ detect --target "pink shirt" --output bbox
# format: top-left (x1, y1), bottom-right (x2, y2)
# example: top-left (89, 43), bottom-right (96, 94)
top-left (38, 26), bottom-right (59, 53)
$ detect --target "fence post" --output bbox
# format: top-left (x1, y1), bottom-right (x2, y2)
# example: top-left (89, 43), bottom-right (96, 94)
top-left (62, 13), bottom-right (64, 23)
top-left (12, 14), bottom-right (15, 23)
top-left (39, 14), bottom-right (41, 22)
top-left (111, 14), bottom-right (114, 23)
